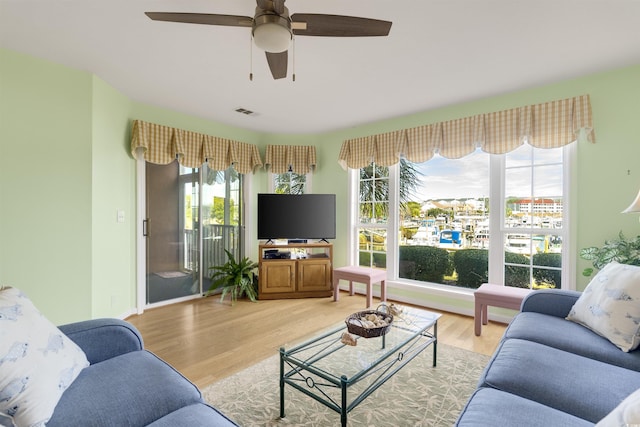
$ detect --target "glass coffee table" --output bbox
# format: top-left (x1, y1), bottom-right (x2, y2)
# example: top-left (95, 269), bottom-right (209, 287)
top-left (279, 305), bottom-right (441, 426)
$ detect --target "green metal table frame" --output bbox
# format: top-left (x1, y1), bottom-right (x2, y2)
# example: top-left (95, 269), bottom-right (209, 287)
top-left (279, 309), bottom-right (440, 427)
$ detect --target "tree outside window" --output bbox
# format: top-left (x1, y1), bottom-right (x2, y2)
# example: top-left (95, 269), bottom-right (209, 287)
top-left (357, 159), bottom-right (421, 268)
top-left (274, 171), bottom-right (307, 194)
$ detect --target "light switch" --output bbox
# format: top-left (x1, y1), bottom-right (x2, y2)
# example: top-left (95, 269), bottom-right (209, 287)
top-left (117, 209), bottom-right (125, 223)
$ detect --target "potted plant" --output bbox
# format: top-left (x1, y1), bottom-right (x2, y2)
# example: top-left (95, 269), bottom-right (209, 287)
top-left (579, 232), bottom-right (640, 276)
top-left (207, 249), bottom-right (259, 304)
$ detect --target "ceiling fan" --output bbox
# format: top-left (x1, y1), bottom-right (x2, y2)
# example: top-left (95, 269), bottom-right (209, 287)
top-left (145, 0), bottom-right (392, 80)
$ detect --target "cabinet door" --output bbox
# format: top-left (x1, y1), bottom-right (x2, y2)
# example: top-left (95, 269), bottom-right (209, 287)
top-left (297, 259), bottom-right (332, 292)
top-left (261, 261), bottom-right (296, 294)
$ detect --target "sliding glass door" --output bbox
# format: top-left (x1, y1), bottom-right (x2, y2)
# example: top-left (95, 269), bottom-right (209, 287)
top-left (145, 161), bottom-right (199, 304)
top-left (144, 161), bottom-right (243, 305)
top-left (200, 165), bottom-right (243, 293)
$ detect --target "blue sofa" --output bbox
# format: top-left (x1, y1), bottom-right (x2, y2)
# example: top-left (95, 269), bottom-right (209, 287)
top-left (456, 289), bottom-right (640, 426)
top-left (47, 318), bottom-right (236, 427)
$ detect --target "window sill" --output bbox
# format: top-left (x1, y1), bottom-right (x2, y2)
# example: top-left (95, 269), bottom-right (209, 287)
top-left (337, 279), bottom-right (517, 324)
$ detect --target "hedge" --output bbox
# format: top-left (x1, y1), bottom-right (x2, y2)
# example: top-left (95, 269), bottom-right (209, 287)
top-left (359, 251), bottom-right (387, 268)
top-left (532, 252), bottom-right (562, 288)
top-left (505, 252), bottom-right (532, 288)
top-left (365, 245), bottom-right (560, 290)
top-left (399, 246), bottom-right (452, 283)
top-left (452, 249), bottom-right (488, 289)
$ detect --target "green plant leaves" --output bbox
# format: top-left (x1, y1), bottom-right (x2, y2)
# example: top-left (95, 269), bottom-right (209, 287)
top-left (580, 232), bottom-right (640, 277)
top-left (207, 249), bottom-right (258, 305)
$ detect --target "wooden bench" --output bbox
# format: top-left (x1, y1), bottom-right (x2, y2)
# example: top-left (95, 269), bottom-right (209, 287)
top-left (474, 283), bottom-right (532, 336)
top-left (333, 266), bottom-right (387, 308)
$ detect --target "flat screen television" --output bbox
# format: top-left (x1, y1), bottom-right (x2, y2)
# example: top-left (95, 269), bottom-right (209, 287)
top-left (257, 193), bottom-right (336, 241)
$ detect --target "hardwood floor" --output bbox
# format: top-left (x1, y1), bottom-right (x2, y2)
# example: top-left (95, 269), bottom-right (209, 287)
top-left (126, 292), bottom-right (507, 389)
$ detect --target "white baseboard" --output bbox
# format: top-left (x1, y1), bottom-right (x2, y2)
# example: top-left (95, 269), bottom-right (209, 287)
top-left (118, 308), bottom-right (138, 320)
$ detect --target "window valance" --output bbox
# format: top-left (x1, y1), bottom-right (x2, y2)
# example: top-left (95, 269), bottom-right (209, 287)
top-left (338, 94), bottom-right (595, 169)
top-left (264, 145), bottom-right (317, 174)
top-left (130, 120), bottom-right (263, 174)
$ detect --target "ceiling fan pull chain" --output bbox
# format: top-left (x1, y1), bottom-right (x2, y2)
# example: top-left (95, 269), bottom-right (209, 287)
top-left (292, 37), bottom-right (296, 82)
top-left (249, 34), bottom-right (254, 81)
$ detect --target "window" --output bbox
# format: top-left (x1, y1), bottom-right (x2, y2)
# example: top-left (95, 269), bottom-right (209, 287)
top-left (351, 143), bottom-right (572, 291)
top-left (357, 163), bottom-right (390, 268)
top-left (500, 144), bottom-right (565, 289)
top-left (272, 171), bottom-right (309, 194)
top-left (398, 149), bottom-right (489, 286)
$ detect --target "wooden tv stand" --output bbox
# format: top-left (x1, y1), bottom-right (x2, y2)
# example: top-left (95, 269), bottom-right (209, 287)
top-left (258, 242), bottom-right (333, 300)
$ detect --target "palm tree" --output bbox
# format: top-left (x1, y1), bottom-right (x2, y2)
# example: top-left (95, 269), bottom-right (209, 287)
top-left (359, 159), bottom-right (421, 219)
top-left (275, 172), bottom-right (306, 194)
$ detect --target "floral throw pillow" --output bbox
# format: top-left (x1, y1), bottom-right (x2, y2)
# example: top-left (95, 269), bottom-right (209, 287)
top-left (0, 287), bottom-right (89, 427)
top-left (567, 262), bottom-right (640, 352)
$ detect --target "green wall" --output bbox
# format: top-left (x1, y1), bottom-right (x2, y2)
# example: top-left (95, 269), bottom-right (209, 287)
top-left (1, 49), bottom-right (93, 322)
top-left (1, 46), bottom-right (638, 323)
top-left (90, 77), bottom-right (135, 318)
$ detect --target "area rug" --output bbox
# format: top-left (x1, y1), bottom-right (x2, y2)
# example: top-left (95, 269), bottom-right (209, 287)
top-left (202, 344), bottom-right (489, 426)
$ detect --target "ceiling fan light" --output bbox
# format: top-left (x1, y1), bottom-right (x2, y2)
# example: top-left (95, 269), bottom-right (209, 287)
top-left (253, 16), bottom-right (291, 53)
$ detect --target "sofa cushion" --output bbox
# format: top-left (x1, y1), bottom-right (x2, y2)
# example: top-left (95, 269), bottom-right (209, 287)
top-left (47, 350), bottom-right (203, 427)
top-left (59, 318), bottom-right (144, 364)
top-left (567, 262), bottom-right (640, 352)
top-left (520, 289), bottom-right (581, 317)
top-left (505, 312), bottom-right (640, 371)
top-left (146, 404), bottom-right (236, 427)
top-left (480, 339), bottom-right (640, 423)
top-left (596, 387), bottom-right (640, 427)
top-left (455, 387), bottom-right (592, 427)
top-left (0, 287), bottom-right (89, 427)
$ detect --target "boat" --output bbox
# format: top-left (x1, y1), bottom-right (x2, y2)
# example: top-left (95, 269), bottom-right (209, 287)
top-left (505, 234), bottom-right (547, 254)
top-left (439, 230), bottom-right (463, 249)
top-left (408, 226), bottom-right (439, 246)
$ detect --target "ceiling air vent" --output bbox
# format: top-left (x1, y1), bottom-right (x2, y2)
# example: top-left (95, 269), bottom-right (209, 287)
top-left (235, 107), bottom-right (255, 115)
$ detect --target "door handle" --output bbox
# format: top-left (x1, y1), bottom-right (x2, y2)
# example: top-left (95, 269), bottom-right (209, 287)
top-left (143, 219), bottom-right (149, 237)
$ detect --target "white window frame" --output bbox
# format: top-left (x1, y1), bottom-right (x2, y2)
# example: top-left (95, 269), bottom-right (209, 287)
top-left (348, 164), bottom-right (397, 270)
top-left (346, 142), bottom-right (577, 314)
top-left (487, 143), bottom-right (575, 290)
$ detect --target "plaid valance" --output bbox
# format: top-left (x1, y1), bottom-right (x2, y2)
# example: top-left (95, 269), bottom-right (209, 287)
top-left (131, 120), bottom-right (263, 174)
top-left (264, 145), bottom-right (317, 174)
top-left (338, 94), bottom-right (595, 169)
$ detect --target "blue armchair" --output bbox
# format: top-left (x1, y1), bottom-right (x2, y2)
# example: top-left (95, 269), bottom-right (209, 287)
top-left (47, 318), bottom-right (236, 427)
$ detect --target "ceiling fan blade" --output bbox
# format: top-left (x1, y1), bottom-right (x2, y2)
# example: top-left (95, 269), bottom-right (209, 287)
top-left (265, 51), bottom-right (288, 80)
top-left (145, 12), bottom-right (253, 28)
top-left (291, 14), bottom-right (391, 37)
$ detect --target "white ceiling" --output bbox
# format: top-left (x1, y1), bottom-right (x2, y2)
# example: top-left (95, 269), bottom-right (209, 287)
top-left (1, 0), bottom-right (639, 134)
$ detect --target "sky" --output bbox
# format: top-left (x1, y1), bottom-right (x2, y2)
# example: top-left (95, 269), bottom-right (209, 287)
top-left (413, 145), bottom-right (564, 202)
